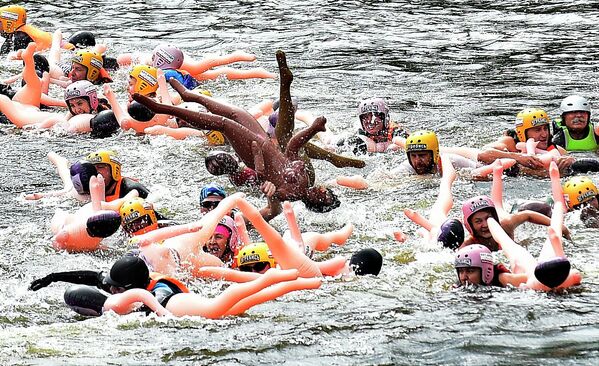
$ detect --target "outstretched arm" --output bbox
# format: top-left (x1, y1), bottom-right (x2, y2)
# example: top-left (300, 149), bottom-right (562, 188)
top-left (285, 116), bottom-right (327, 160)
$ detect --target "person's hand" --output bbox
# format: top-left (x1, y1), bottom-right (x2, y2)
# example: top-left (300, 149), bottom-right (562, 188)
top-left (557, 156), bottom-right (575, 173)
top-left (515, 155), bottom-right (544, 169)
top-left (562, 225), bottom-right (572, 241)
top-left (29, 275), bottom-right (54, 291)
top-left (260, 181), bottom-right (276, 198)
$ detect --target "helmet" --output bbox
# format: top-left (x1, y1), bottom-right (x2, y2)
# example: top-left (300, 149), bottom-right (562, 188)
top-left (514, 108), bottom-right (550, 143)
top-left (119, 197), bottom-right (158, 236)
top-left (357, 97), bottom-right (390, 129)
top-left (454, 244), bottom-right (494, 285)
top-left (0, 5), bottom-right (26, 34)
top-left (85, 150), bottom-right (121, 181)
top-left (461, 195), bottom-right (498, 236)
top-left (560, 95), bottom-right (591, 117)
top-left (236, 242), bottom-right (276, 271)
top-left (64, 80), bottom-right (99, 114)
top-left (199, 183), bottom-right (227, 203)
top-left (405, 130), bottom-right (440, 169)
top-left (151, 44), bottom-right (184, 70)
top-left (349, 248), bottom-right (383, 276)
top-left (104, 256), bottom-right (150, 290)
top-left (72, 50), bottom-right (104, 82)
top-left (129, 65), bottom-right (158, 95)
top-left (563, 176), bottom-right (598, 210)
top-left (68, 31), bottom-right (96, 49)
top-left (217, 215), bottom-right (239, 252)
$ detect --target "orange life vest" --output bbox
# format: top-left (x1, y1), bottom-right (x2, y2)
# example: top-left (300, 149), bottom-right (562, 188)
top-left (147, 272), bottom-right (189, 293)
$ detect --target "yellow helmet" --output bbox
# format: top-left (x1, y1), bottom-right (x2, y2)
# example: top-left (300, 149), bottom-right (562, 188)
top-left (129, 65), bottom-right (158, 95)
top-left (205, 130), bottom-right (225, 145)
top-left (563, 176), bottom-right (598, 210)
top-left (0, 5), bottom-right (26, 34)
top-left (514, 108), bottom-right (550, 142)
top-left (72, 50), bottom-right (104, 82)
top-left (119, 197), bottom-right (158, 235)
top-left (85, 150), bottom-right (121, 181)
top-left (236, 242), bottom-right (276, 272)
top-left (405, 130), bottom-right (440, 167)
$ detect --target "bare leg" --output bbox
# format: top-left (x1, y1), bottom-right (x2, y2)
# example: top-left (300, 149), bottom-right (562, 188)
top-left (183, 50), bottom-right (257, 75)
top-left (305, 143), bottom-right (366, 168)
top-left (488, 218), bottom-right (535, 275)
top-left (491, 161), bottom-right (508, 220)
top-left (13, 43), bottom-right (42, 107)
top-left (194, 67), bottom-right (276, 81)
top-left (430, 155), bottom-right (456, 228)
top-left (274, 50), bottom-right (295, 149)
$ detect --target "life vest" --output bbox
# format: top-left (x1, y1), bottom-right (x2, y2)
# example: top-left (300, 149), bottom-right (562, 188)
top-left (359, 121), bottom-right (405, 152)
top-left (147, 272), bottom-right (189, 293)
top-left (559, 126), bottom-right (599, 151)
top-left (18, 24), bottom-right (52, 51)
top-left (163, 69), bottom-right (199, 90)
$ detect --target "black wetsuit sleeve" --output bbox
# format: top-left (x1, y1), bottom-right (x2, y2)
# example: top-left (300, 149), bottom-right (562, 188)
top-left (120, 178), bottom-right (151, 199)
top-left (552, 129), bottom-right (566, 148)
top-left (29, 270), bottom-right (106, 291)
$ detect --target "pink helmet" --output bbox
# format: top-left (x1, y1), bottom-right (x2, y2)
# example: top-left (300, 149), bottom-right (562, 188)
top-left (64, 80), bottom-right (99, 114)
top-left (358, 97), bottom-right (390, 128)
top-left (461, 195), bottom-right (498, 236)
top-left (454, 244), bottom-right (494, 285)
top-left (151, 44), bottom-right (184, 70)
top-left (216, 215), bottom-right (240, 253)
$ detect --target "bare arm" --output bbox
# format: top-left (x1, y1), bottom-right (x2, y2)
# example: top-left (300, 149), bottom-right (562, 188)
top-left (285, 116), bottom-right (327, 160)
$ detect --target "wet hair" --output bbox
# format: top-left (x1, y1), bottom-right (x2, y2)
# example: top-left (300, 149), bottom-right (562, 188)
top-left (349, 248), bottom-right (383, 276)
top-left (90, 110), bottom-right (120, 138)
top-left (127, 101), bottom-right (155, 122)
top-left (302, 187), bottom-right (340, 213)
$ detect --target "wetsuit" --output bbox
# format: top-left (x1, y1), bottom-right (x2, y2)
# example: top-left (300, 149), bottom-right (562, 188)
top-left (104, 177), bottom-right (151, 202)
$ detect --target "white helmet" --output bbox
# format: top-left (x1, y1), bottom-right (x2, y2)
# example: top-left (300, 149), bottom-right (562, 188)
top-left (560, 95), bottom-right (591, 116)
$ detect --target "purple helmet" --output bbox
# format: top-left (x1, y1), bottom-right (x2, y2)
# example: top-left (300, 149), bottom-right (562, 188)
top-left (357, 97), bottom-right (390, 128)
top-left (216, 215), bottom-right (240, 253)
top-left (151, 44), bottom-right (184, 70)
top-left (454, 244), bottom-right (494, 285)
top-left (64, 80), bottom-right (99, 114)
top-left (461, 195), bottom-right (498, 236)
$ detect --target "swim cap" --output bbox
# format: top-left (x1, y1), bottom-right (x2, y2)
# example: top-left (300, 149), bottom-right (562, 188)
top-left (68, 31), bottom-right (96, 49)
top-left (437, 218), bottom-right (465, 250)
top-left (85, 150), bottom-right (121, 181)
top-left (349, 248), bottom-right (383, 276)
top-left (358, 97), bottom-right (390, 129)
top-left (72, 50), bottom-right (104, 82)
top-left (0, 5), bottom-right (26, 34)
top-left (65, 80), bottom-right (99, 114)
top-left (104, 256), bottom-right (150, 290)
top-left (563, 176), bottom-right (598, 210)
top-left (129, 65), bottom-right (158, 95)
top-left (127, 101), bottom-right (155, 122)
top-left (405, 130), bottom-right (440, 170)
top-left (236, 242), bottom-right (276, 272)
top-left (90, 110), bottom-right (120, 138)
top-left (199, 183), bottom-right (227, 203)
top-left (119, 197), bottom-right (158, 236)
top-left (151, 44), bottom-right (184, 70)
top-left (514, 108), bottom-right (550, 143)
top-left (86, 211), bottom-right (121, 238)
top-left (454, 244), bottom-right (494, 285)
top-left (70, 162), bottom-right (98, 195)
top-left (461, 195), bottom-right (498, 236)
top-left (560, 95), bottom-right (591, 117)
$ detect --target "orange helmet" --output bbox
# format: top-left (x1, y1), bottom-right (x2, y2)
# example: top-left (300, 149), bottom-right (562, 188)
top-left (129, 65), bottom-right (158, 95)
top-left (72, 50), bottom-right (104, 82)
top-left (0, 5), bottom-right (26, 34)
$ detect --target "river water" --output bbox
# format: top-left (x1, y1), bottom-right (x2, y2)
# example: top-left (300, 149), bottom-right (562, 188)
top-left (1, 0), bottom-right (598, 365)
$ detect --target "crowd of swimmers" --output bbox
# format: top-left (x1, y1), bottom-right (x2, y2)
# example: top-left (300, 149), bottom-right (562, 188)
top-left (1, 5), bottom-right (597, 319)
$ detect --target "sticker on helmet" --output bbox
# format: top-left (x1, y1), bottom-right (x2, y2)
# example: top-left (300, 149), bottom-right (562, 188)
top-left (239, 254), bottom-right (260, 265)
top-left (0, 11), bottom-right (19, 21)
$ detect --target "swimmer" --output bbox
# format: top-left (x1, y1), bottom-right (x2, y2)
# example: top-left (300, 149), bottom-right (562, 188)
top-left (85, 150), bottom-right (151, 201)
top-left (119, 197), bottom-right (173, 237)
top-left (67, 49), bottom-right (112, 84)
top-left (552, 95), bottom-right (599, 152)
top-left (563, 176), bottom-right (599, 228)
top-left (199, 183), bottom-right (228, 215)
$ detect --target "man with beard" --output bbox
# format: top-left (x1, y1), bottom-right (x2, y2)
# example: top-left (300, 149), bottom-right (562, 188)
top-left (552, 95), bottom-right (599, 152)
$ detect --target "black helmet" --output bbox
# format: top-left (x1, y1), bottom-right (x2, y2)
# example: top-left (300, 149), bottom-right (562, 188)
top-left (104, 256), bottom-right (149, 290)
top-left (349, 248), bottom-right (383, 276)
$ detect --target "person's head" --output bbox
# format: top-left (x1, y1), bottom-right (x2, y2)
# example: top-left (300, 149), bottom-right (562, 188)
top-left (70, 49), bottom-right (104, 83)
top-left (204, 151), bottom-right (239, 176)
top-left (203, 216), bottom-right (239, 260)
top-left (405, 130), bottom-right (440, 175)
top-left (70, 162), bottom-right (98, 195)
top-left (128, 65), bottom-right (158, 98)
top-left (349, 248), bottom-right (383, 276)
top-left (454, 244), bottom-right (494, 286)
top-left (0, 5), bottom-right (26, 34)
top-left (357, 97), bottom-right (390, 136)
top-left (302, 186), bottom-right (340, 213)
top-left (119, 197), bottom-right (159, 236)
top-left (104, 256), bottom-right (150, 293)
top-left (199, 183), bottom-right (227, 213)
top-left (560, 95), bottom-right (591, 134)
top-left (236, 242), bottom-right (276, 273)
top-left (437, 218), bottom-right (465, 250)
top-left (64, 80), bottom-right (99, 115)
top-left (462, 195), bottom-right (498, 240)
top-left (514, 108), bottom-right (551, 150)
top-left (85, 150), bottom-right (121, 184)
top-left (563, 176), bottom-right (599, 211)
top-left (151, 44), bottom-right (184, 70)
top-left (67, 31), bottom-right (96, 49)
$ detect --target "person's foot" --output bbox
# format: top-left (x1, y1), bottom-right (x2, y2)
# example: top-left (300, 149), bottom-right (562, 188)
top-left (231, 50), bottom-right (256, 62)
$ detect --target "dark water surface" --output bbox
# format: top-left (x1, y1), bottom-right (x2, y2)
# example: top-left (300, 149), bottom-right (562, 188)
top-left (1, 0), bottom-right (598, 365)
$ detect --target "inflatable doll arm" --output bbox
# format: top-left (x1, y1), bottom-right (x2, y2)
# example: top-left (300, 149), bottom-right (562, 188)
top-left (103, 288), bottom-right (171, 316)
top-left (336, 175), bottom-right (368, 190)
